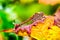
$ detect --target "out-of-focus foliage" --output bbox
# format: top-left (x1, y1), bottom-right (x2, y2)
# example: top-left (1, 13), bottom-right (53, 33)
top-left (0, 0), bottom-right (60, 40)
top-left (39, 0), bottom-right (60, 5)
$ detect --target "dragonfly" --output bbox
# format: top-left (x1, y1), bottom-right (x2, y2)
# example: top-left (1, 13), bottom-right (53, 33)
top-left (3, 12), bottom-right (46, 34)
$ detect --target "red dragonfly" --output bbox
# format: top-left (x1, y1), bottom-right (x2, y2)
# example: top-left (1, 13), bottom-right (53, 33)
top-left (3, 12), bottom-right (46, 35)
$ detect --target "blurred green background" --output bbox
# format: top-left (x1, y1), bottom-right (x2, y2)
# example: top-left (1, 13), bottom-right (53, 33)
top-left (0, 0), bottom-right (60, 40)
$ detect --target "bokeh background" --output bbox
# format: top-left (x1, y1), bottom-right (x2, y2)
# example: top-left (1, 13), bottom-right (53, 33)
top-left (0, 0), bottom-right (60, 40)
